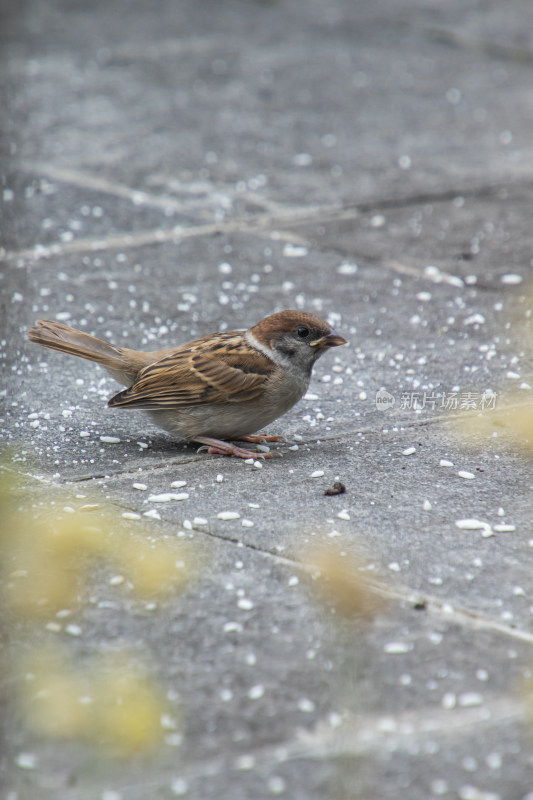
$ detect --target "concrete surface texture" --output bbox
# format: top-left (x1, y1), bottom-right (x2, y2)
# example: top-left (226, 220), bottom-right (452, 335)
top-left (2, 0), bottom-right (533, 798)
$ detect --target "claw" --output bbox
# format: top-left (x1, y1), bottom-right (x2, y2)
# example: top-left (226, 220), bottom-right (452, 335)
top-left (237, 433), bottom-right (286, 444)
top-left (194, 436), bottom-right (279, 460)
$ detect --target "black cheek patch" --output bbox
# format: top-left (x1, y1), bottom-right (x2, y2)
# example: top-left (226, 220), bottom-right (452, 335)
top-left (277, 344), bottom-right (296, 358)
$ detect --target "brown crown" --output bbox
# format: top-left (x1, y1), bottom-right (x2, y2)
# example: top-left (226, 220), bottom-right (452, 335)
top-left (250, 310), bottom-right (334, 346)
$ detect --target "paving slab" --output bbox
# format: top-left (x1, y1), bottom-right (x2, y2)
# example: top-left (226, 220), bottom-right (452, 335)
top-left (0, 169), bottom-right (200, 254)
top-left (3, 0), bottom-right (533, 211)
top-left (2, 0), bottom-right (533, 798)
top-left (1, 479), bottom-right (532, 800)
top-left (4, 221), bottom-right (530, 481)
top-left (3, 414), bottom-right (533, 799)
top-left (290, 184), bottom-right (533, 284)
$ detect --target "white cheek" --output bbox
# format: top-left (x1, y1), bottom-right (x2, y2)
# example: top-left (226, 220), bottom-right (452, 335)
top-left (244, 330), bottom-right (282, 364)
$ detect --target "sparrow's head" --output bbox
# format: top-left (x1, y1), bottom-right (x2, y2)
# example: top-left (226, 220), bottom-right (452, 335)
top-left (249, 310), bottom-right (347, 376)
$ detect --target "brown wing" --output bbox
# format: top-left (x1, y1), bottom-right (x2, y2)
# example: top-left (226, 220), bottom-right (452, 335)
top-left (107, 333), bottom-right (274, 410)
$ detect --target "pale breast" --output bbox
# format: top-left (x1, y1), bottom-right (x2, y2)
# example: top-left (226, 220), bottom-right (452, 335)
top-left (146, 369), bottom-right (309, 441)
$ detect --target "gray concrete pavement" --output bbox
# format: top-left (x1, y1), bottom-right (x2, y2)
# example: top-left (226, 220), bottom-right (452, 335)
top-left (2, 1), bottom-right (533, 798)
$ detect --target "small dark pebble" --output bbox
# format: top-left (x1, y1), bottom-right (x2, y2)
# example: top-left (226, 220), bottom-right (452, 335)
top-left (324, 481), bottom-right (346, 496)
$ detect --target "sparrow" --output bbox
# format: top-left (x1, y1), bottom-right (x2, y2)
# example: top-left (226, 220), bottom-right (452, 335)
top-left (28, 310), bottom-right (347, 459)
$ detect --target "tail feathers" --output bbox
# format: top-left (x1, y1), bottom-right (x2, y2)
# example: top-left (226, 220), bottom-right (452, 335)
top-left (28, 319), bottom-right (124, 369)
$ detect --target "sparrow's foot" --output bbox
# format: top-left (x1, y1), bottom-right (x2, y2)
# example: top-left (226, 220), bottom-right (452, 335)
top-left (236, 433), bottom-right (285, 444)
top-left (195, 436), bottom-right (277, 460)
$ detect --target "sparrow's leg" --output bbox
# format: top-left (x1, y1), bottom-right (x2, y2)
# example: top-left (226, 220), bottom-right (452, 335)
top-left (235, 434), bottom-right (285, 444)
top-left (194, 436), bottom-right (277, 459)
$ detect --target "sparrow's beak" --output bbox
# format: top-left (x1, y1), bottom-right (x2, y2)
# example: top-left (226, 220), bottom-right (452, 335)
top-left (310, 331), bottom-right (348, 349)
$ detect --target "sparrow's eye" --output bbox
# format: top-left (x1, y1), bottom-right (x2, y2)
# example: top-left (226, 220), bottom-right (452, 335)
top-left (296, 326), bottom-right (310, 338)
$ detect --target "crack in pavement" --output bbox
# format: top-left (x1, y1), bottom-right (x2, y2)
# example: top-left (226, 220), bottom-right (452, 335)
top-left (112, 695), bottom-right (525, 794)
top-left (19, 158), bottom-right (532, 219)
top-left (66, 487), bottom-right (533, 647)
top-left (3, 219), bottom-right (308, 263)
top-left (19, 160), bottom-right (290, 217)
top-left (285, 695), bottom-right (526, 758)
top-left (6, 168), bottom-right (533, 275)
top-left (416, 23), bottom-right (533, 65)
top-left (12, 397), bottom-right (533, 485)
top-left (7, 395), bottom-right (533, 646)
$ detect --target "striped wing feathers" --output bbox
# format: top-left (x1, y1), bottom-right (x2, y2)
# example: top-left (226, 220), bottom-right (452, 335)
top-left (108, 333), bottom-right (274, 410)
